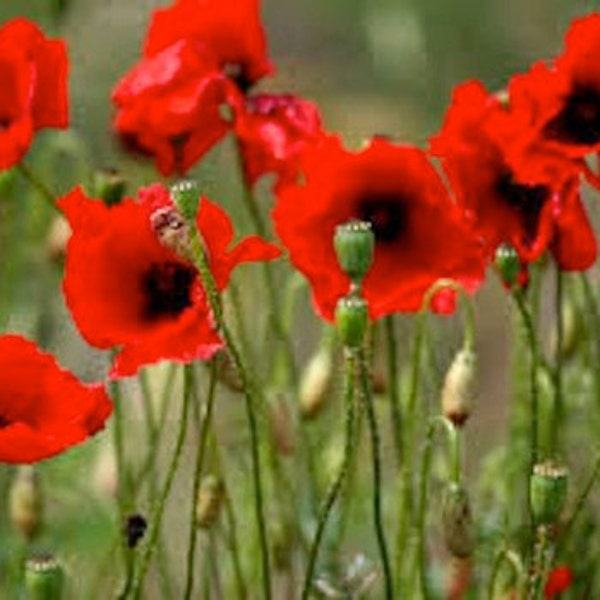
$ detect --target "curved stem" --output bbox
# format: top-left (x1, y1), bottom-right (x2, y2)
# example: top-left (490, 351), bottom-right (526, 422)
top-left (184, 360), bottom-right (218, 600)
top-left (131, 365), bottom-right (194, 599)
top-left (301, 349), bottom-right (357, 600)
top-left (488, 548), bottom-right (526, 600)
top-left (16, 162), bottom-right (58, 209)
top-left (358, 346), bottom-right (394, 600)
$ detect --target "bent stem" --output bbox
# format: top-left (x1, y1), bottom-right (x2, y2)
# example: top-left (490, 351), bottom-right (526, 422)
top-left (184, 360), bottom-right (218, 600)
top-left (488, 548), bottom-right (526, 600)
top-left (358, 346), bottom-right (394, 600)
top-left (130, 365), bottom-right (194, 600)
top-left (16, 162), bottom-right (58, 209)
top-left (301, 348), bottom-right (358, 600)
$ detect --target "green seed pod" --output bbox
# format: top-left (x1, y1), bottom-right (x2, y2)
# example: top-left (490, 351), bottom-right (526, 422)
top-left (170, 180), bottom-right (201, 223)
top-left (333, 220), bottom-right (375, 283)
top-left (442, 482), bottom-right (474, 559)
top-left (335, 296), bottom-right (368, 349)
top-left (10, 466), bottom-right (43, 541)
top-left (25, 555), bottom-right (63, 600)
top-left (196, 475), bottom-right (225, 529)
top-left (530, 461), bottom-right (568, 525)
top-left (494, 243), bottom-right (522, 288)
top-left (91, 168), bottom-right (127, 206)
top-left (441, 348), bottom-right (477, 427)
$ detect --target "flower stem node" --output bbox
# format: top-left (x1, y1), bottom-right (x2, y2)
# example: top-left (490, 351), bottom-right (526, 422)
top-left (91, 168), bottom-right (127, 206)
top-left (334, 220), bottom-right (375, 284)
top-left (196, 475), bottom-right (225, 529)
top-left (442, 482), bottom-right (474, 559)
top-left (441, 348), bottom-right (477, 427)
top-left (25, 555), bottom-right (64, 600)
top-left (170, 180), bottom-right (201, 223)
top-left (530, 461), bottom-right (568, 525)
top-left (335, 296), bottom-right (369, 349)
top-left (494, 243), bottom-right (522, 288)
top-left (9, 466), bottom-right (43, 542)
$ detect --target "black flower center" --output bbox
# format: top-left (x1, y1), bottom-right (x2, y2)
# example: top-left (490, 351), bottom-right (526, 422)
top-left (141, 262), bottom-right (195, 321)
top-left (222, 62), bottom-right (253, 94)
top-left (356, 195), bottom-right (407, 244)
top-left (543, 83), bottom-right (600, 145)
top-left (0, 415), bottom-right (11, 429)
top-left (496, 171), bottom-right (549, 245)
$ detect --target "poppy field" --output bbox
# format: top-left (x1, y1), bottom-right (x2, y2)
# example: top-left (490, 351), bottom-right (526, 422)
top-left (1, 0), bottom-right (600, 598)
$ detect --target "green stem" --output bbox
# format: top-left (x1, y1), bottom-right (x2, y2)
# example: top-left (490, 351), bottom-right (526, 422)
top-left (192, 232), bottom-right (272, 600)
top-left (223, 488), bottom-right (248, 599)
top-left (130, 365), bottom-right (194, 599)
top-left (358, 346), bottom-right (394, 600)
top-left (528, 525), bottom-right (549, 600)
top-left (184, 360), bottom-right (218, 600)
top-left (580, 273), bottom-right (600, 410)
top-left (301, 349), bottom-right (357, 600)
top-left (16, 162), bottom-right (58, 209)
top-left (384, 315), bottom-right (403, 467)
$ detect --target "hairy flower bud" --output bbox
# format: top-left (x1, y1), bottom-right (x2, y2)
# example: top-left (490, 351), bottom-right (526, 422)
top-left (10, 466), bottom-right (43, 541)
top-left (25, 555), bottom-right (64, 600)
top-left (335, 296), bottom-right (368, 349)
top-left (269, 395), bottom-right (295, 456)
top-left (442, 483), bottom-right (474, 558)
top-left (334, 220), bottom-right (375, 283)
top-left (530, 461), bottom-right (568, 525)
top-left (299, 347), bottom-right (334, 419)
top-left (441, 348), bottom-right (477, 427)
top-left (170, 180), bottom-right (201, 223)
top-left (196, 475), bottom-right (225, 529)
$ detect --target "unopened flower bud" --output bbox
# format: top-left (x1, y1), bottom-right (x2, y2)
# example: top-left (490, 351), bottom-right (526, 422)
top-left (213, 350), bottom-right (243, 393)
top-left (46, 215), bottom-right (71, 263)
top-left (171, 180), bottom-right (201, 223)
top-left (495, 244), bottom-right (522, 288)
top-left (334, 220), bottom-right (375, 283)
top-left (91, 168), bottom-right (127, 206)
top-left (299, 348), bottom-right (334, 419)
top-left (10, 466), bottom-right (43, 541)
top-left (270, 519), bottom-right (292, 570)
top-left (550, 301), bottom-right (580, 360)
top-left (269, 395), bottom-right (295, 456)
top-left (25, 555), bottom-right (64, 600)
top-left (196, 475), bottom-right (225, 528)
top-left (530, 461), bottom-right (568, 525)
top-left (150, 205), bottom-right (191, 259)
top-left (335, 296), bottom-right (368, 348)
top-left (441, 348), bottom-right (477, 427)
top-left (442, 483), bottom-right (474, 558)
top-left (124, 514), bottom-right (147, 549)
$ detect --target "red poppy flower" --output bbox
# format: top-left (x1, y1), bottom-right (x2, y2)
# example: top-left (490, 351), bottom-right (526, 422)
top-left (58, 184), bottom-right (280, 378)
top-left (0, 335), bottom-right (112, 464)
top-left (544, 565), bottom-right (573, 598)
top-left (0, 18), bottom-right (68, 171)
top-left (234, 93), bottom-right (325, 187)
top-left (144, 0), bottom-right (273, 89)
top-left (273, 136), bottom-right (486, 321)
top-left (112, 0), bottom-right (273, 175)
top-left (430, 80), bottom-right (596, 271)
top-left (112, 39), bottom-right (235, 176)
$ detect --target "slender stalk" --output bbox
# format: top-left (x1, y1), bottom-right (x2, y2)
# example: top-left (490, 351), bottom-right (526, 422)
top-left (384, 315), bottom-right (403, 467)
top-left (16, 162), bottom-right (58, 209)
top-left (358, 347), bottom-right (394, 600)
top-left (301, 349), bottom-right (357, 600)
top-left (191, 232), bottom-right (272, 600)
top-left (223, 489), bottom-right (248, 599)
top-left (184, 360), bottom-right (218, 600)
top-left (580, 273), bottom-right (600, 410)
top-left (528, 525), bottom-right (549, 600)
top-left (130, 365), bottom-right (194, 599)
top-left (558, 453), bottom-right (600, 553)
